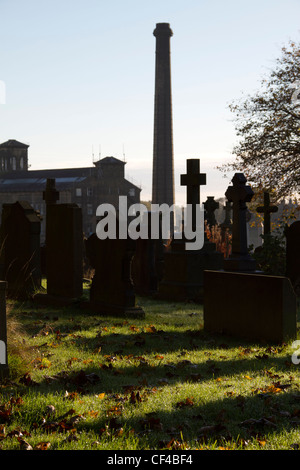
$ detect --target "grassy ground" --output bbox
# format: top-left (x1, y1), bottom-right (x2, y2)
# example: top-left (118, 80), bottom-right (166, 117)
top-left (1, 288), bottom-right (300, 451)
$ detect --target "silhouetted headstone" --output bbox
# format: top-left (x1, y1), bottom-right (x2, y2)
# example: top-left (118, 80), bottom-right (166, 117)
top-left (204, 270), bottom-right (297, 343)
top-left (286, 220), bottom-right (300, 295)
top-left (224, 173), bottom-right (256, 272)
top-left (132, 211), bottom-right (163, 296)
top-left (0, 201), bottom-right (41, 299)
top-left (158, 159), bottom-right (223, 302)
top-left (85, 229), bottom-right (145, 318)
top-left (220, 200), bottom-right (232, 238)
top-left (256, 191), bottom-right (278, 235)
top-left (180, 159), bottom-right (206, 232)
top-left (203, 196), bottom-right (219, 227)
top-left (46, 203), bottom-right (83, 299)
top-left (0, 281), bottom-right (8, 379)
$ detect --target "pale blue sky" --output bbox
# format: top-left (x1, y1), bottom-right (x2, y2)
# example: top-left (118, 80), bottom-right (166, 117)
top-left (1, 0), bottom-right (300, 204)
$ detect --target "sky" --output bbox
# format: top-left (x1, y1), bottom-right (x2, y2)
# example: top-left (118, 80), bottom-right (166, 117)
top-left (1, 0), bottom-right (300, 206)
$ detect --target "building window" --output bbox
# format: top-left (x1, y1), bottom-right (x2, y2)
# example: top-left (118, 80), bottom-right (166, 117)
top-left (87, 203), bottom-right (93, 215)
top-left (129, 188), bottom-right (135, 197)
top-left (87, 187), bottom-right (93, 197)
top-left (76, 188), bottom-right (82, 197)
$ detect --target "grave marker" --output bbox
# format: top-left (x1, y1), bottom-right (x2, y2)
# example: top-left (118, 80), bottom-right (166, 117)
top-left (85, 219), bottom-right (145, 318)
top-left (157, 159), bottom-right (223, 302)
top-left (224, 173), bottom-right (256, 271)
top-left (204, 270), bottom-right (297, 343)
top-left (203, 196), bottom-right (219, 228)
top-left (35, 179), bottom-right (83, 303)
top-left (0, 201), bottom-right (41, 299)
top-left (256, 191), bottom-right (278, 235)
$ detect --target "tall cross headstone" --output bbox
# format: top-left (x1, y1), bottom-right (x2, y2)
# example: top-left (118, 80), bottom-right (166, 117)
top-left (41, 179), bottom-right (83, 300)
top-left (256, 191), bottom-right (278, 235)
top-left (203, 196), bottom-right (219, 227)
top-left (180, 159), bottom-right (206, 233)
top-left (224, 173), bottom-right (256, 271)
top-left (157, 158), bottom-right (223, 302)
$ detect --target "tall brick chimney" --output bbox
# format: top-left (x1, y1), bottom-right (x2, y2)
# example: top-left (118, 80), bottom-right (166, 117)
top-left (152, 23), bottom-right (174, 209)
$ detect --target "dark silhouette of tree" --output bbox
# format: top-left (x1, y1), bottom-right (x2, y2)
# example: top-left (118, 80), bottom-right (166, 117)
top-left (221, 40), bottom-right (300, 200)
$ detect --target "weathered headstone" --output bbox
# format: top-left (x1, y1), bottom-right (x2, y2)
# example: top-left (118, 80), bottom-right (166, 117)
top-left (46, 203), bottom-right (83, 299)
top-left (37, 179), bottom-right (83, 301)
top-left (203, 196), bottom-right (219, 228)
top-left (131, 211), bottom-right (164, 296)
top-left (204, 270), bottom-right (297, 343)
top-left (0, 281), bottom-right (8, 379)
top-left (286, 220), bottom-right (300, 295)
top-left (85, 226), bottom-right (145, 318)
top-left (0, 201), bottom-right (41, 299)
top-left (224, 173), bottom-right (256, 272)
top-left (220, 200), bottom-right (232, 238)
top-left (256, 191), bottom-right (278, 236)
top-left (157, 159), bottom-right (223, 302)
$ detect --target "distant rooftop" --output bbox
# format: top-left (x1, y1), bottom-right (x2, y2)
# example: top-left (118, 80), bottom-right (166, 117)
top-left (0, 139), bottom-right (30, 148)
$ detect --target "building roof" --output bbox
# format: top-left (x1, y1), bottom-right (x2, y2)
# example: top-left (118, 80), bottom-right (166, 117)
top-left (94, 156), bottom-right (125, 166)
top-left (0, 139), bottom-right (30, 149)
top-left (0, 167), bottom-right (93, 192)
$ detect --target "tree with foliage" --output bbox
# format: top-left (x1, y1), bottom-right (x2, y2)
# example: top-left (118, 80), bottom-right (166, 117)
top-left (221, 40), bottom-right (300, 200)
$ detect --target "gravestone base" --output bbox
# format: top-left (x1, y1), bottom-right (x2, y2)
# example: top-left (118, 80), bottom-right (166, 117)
top-left (204, 270), bottom-right (297, 343)
top-left (83, 300), bottom-right (145, 319)
top-left (157, 240), bottom-right (224, 302)
top-left (33, 292), bottom-right (82, 308)
top-left (224, 254), bottom-right (257, 272)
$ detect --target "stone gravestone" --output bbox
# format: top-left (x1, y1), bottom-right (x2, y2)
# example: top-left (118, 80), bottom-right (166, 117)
top-left (0, 201), bottom-right (41, 299)
top-left (286, 221), bottom-right (300, 295)
top-left (220, 200), bottom-right (232, 240)
top-left (203, 196), bottom-right (219, 228)
top-left (256, 191), bottom-right (278, 236)
top-left (85, 221), bottom-right (145, 318)
top-left (203, 173), bottom-right (297, 343)
top-left (131, 211), bottom-right (164, 296)
top-left (39, 179), bottom-right (83, 301)
top-left (204, 270), bottom-right (297, 343)
top-left (0, 281), bottom-right (9, 379)
top-left (224, 173), bottom-right (256, 272)
top-left (157, 159), bottom-right (223, 302)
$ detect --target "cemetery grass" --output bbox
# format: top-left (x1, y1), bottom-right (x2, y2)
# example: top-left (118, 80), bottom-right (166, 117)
top-left (1, 292), bottom-right (300, 451)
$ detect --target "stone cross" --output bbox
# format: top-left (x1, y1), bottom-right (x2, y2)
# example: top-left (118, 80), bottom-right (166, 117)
top-left (224, 173), bottom-right (256, 271)
top-left (43, 178), bottom-right (59, 206)
top-left (180, 159), bottom-right (206, 232)
top-left (220, 200), bottom-right (232, 239)
top-left (221, 201), bottom-right (232, 228)
top-left (203, 196), bottom-right (219, 227)
top-left (256, 191), bottom-right (278, 235)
